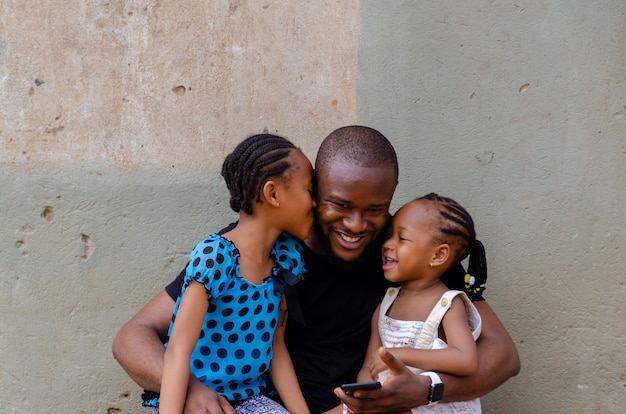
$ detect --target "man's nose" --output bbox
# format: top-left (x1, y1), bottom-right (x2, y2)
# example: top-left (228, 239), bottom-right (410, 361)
top-left (343, 210), bottom-right (367, 233)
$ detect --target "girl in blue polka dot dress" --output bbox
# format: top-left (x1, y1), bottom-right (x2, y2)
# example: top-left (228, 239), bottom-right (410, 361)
top-left (151, 134), bottom-right (316, 414)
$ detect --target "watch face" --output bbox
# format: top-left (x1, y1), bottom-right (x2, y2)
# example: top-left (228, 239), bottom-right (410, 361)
top-left (431, 383), bottom-right (444, 402)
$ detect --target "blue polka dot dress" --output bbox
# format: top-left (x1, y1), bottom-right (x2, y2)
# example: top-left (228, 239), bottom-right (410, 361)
top-left (142, 232), bottom-right (305, 407)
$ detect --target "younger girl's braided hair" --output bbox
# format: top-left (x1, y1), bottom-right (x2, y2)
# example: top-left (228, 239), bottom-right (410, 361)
top-left (419, 192), bottom-right (487, 294)
top-left (221, 133), bottom-right (297, 215)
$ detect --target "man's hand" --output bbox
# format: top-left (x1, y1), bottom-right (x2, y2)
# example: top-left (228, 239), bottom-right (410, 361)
top-left (334, 348), bottom-right (430, 414)
top-left (184, 376), bottom-right (236, 414)
top-left (366, 348), bottom-right (388, 381)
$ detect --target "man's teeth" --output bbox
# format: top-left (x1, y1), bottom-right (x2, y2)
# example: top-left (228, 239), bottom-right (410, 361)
top-left (340, 233), bottom-right (361, 243)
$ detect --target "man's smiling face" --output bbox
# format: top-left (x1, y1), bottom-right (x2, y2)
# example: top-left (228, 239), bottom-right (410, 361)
top-left (314, 161), bottom-right (397, 262)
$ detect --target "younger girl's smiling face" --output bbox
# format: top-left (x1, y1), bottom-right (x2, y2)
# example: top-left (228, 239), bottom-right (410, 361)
top-left (381, 200), bottom-right (441, 283)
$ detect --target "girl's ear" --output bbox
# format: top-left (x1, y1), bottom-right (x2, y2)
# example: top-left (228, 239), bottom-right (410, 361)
top-left (431, 244), bottom-right (450, 268)
top-left (260, 180), bottom-right (280, 207)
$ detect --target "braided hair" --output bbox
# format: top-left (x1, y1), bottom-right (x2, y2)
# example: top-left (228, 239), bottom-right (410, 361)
top-left (221, 134), bottom-right (297, 215)
top-left (419, 193), bottom-right (487, 294)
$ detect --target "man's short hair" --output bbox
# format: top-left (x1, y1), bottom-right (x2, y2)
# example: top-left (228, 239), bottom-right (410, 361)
top-left (315, 126), bottom-right (398, 177)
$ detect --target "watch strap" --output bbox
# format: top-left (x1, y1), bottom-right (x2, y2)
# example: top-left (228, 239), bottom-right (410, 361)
top-left (419, 371), bottom-right (444, 405)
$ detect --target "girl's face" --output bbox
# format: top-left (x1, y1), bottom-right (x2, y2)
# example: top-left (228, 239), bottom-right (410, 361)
top-left (275, 150), bottom-right (316, 240)
top-left (381, 200), bottom-right (439, 283)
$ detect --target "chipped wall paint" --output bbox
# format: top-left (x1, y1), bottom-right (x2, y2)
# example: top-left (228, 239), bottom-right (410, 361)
top-left (0, 1), bottom-right (358, 170)
top-left (358, 1), bottom-right (626, 412)
top-left (1, 0), bottom-right (626, 412)
top-left (0, 1), bottom-right (358, 412)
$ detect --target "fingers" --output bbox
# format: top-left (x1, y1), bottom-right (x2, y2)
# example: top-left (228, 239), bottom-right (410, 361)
top-left (336, 349), bottom-right (425, 414)
top-left (183, 393), bottom-right (236, 414)
top-left (367, 352), bottom-right (386, 380)
top-left (219, 396), bottom-right (237, 414)
top-left (377, 347), bottom-right (406, 373)
top-left (335, 385), bottom-right (383, 414)
top-left (183, 399), bottom-right (222, 414)
top-left (183, 377), bottom-right (238, 414)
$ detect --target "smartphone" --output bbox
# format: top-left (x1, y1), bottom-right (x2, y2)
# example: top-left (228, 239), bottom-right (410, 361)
top-left (340, 381), bottom-right (382, 395)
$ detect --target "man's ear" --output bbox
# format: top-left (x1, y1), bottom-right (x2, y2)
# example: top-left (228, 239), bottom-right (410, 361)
top-left (260, 180), bottom-right (280, 207)
top-left (431, 244), bottom-right (451, 267)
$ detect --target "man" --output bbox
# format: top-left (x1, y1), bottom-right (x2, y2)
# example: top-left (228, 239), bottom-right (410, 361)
top-left (113, 126), bottom-right (520, 413)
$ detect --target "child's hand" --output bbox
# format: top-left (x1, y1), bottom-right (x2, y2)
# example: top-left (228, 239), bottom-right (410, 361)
top-left (367, 348), bottom-right (389, 380)
top-left (185, 377), bottom-right (237, 414)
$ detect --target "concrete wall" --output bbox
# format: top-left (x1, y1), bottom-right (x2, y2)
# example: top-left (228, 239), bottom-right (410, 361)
top-left (358, 1), bottom-right (626, 413)
top-left (1, 1), bottom-right (625, 412)
top-left (1, 1), bottom-right (357, 412)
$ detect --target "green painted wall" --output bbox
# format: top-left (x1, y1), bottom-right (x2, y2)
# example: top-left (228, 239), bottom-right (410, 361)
top-left (358, 1), bottom-right (626, 412)
top-left (1, 1), bottom-right (625, 412)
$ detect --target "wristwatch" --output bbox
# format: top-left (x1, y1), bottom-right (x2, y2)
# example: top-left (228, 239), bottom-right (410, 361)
top-left (419, 371), bottom-right (444, 405)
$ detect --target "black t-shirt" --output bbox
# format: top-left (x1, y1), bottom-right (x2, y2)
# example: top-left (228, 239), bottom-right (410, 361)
top-left (165, 226), bottom-right (483, 414)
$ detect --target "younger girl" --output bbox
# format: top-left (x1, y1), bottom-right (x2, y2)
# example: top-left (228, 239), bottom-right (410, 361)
top-left (152, 134), bottom-right (315, 414)
top-left (355, 193), bottom-right (485, 414)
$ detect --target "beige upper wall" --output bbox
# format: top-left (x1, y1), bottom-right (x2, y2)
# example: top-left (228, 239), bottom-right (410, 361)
top-left (1, 1), bottom-right (358, 170)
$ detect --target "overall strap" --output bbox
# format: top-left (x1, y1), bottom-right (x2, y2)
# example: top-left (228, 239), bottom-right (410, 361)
top-left (378, 287), bottom-right (401, 328)
top-left (414, 290), bottom-right (466, 349)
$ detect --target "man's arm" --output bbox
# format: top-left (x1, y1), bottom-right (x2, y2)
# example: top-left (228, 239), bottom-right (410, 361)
top-left (437, 300), bottom-right (520, 402)
top-left (336, 300), bottom-right (520, 413)
top-left (112, 288), bottom-right (237, 414)
top-left (112, 290), bottom-right (173, 390)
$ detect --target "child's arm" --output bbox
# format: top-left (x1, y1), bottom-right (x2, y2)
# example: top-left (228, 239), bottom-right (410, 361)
top-left (269, 296), bottom-right (310, 414)
top-left (159, 281), bottom-right (208, 414)
top-left (353, 307), bottom-right (418, 414)
top-left (321, 308), bottom-right (384, 414)
top-left (380, 296), bottom-right (478, 377)
top-left (357, 304), bottom-right (384, 382)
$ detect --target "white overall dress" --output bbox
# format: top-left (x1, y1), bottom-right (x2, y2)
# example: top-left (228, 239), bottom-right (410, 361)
top-left (377, 287), bottom-right (483, 414)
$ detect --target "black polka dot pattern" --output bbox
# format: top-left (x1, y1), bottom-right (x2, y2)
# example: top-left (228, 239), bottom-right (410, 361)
top-left (164, 232), bottom-right (306, 402)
